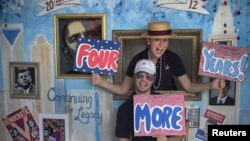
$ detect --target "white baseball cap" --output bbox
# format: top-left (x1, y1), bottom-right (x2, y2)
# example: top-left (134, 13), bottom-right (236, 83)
top-left (134, 59), bottom-right (156, 75)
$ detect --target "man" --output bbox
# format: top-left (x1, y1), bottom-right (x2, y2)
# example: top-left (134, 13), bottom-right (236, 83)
top-left (15, 68), bottom-right (35, 94)
top-left (210, 80), bottom-right (234, 105)
top-left (115, 59), bottom-right (182, 141)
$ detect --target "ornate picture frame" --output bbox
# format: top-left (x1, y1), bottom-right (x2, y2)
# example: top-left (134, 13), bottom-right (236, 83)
top-left (112, 29), bottom-right (202, 101)
top-left (54, 13), bottom-right (106, 78)
top-left (9, 62), bottom-right (40, 99)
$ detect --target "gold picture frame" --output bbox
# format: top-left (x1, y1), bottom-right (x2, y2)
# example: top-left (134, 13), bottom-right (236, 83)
top-left (112, 29), bottom-right (202, 101)
top-left (54, 13), bottom-right (106, 78)
top-left (9, 62), bottom-right (40, 99)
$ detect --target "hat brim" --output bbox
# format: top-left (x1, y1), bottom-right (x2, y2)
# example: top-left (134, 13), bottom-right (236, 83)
top-left (141, 33), bottom-right (175, 39)
top-left (134, 67), bottom-right (155, 75)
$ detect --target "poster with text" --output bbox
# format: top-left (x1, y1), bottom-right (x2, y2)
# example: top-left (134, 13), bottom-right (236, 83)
top-left (1, 106), bottom-right (39, 141)
top-left (199, 41), bottom-right (249, 82)
top-left (194, 108), bottom-right (226, 141)
top-left (73, 38), bottom-right (120, 75)
top-left (133, 93), bottom-right (186, 136)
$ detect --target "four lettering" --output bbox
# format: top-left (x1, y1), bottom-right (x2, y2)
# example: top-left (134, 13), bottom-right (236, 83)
top-left (75, 43), bottom-right (119, 72)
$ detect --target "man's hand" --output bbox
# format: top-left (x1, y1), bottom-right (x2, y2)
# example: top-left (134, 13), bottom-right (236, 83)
top-left (152, 135), bottom-right (168, 141)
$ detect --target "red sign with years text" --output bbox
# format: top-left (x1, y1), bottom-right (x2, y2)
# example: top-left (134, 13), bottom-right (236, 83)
top-left (199, 41), bottom-right (249, 82)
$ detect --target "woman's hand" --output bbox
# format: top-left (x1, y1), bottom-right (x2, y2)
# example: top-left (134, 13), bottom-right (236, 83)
top-left (212, 78), bottom-right (225, 90)
top-left (91, 73), bottom-right (102, 85)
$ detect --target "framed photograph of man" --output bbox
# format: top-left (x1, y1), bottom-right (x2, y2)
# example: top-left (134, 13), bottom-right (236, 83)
top-left (9, 62), bottom-right (40, 99)
top-left (39, 114), bottom-right (69, 141)
top-left (209, 79), bottom-right (236, 106)
top-left (54, 13), bottom-right (106, 78)
top-left (185, 106), bottom-right (199, 128)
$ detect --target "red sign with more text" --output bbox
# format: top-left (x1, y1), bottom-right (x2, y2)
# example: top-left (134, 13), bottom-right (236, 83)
top-left (133, 93), bottom-right (186, 136)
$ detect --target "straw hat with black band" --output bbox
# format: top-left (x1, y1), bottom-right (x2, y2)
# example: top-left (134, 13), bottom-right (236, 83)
top-left (141, 22), bottom-right (175, 39)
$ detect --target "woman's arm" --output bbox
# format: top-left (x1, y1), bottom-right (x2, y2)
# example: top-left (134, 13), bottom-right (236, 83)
top-left (91, 73), bottom-right (133, 95)
top-left (177, 74), bottom-right (225, 93)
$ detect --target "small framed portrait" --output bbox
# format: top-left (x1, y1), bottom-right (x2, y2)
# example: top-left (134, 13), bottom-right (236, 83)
top-left (54, 13), bottom-right (106, 78)
top-left (212, 38), bottom-right (233, 45)
top-left (185, 106), bottom-right (199, 128)
top-left (209, 35), bottom-right (237, 46)
top-left (9, 62), bottom-right (40, 99)
top-left (209, 79), bottom-right (236, 106)
top-left (39, 114), bottom-right (69, 141)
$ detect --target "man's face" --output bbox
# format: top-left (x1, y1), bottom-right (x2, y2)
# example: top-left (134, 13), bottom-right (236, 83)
top-left (219, 85), bottom-right (230, 98)
top-left (65, 21), bottom-right (101, 53)
top-left (17, 71), bottom-right (31, 86)
top-left (147, 38), bottom-right (169, 59)
top-left (188, 109), bottom-right (198, 122)
top-left (134, 72), bottom-right (155, 94)
top-left (66, 21), bottom-right (86, 51)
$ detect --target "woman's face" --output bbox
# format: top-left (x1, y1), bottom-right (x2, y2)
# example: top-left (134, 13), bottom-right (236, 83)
top-left (147, 38), bottom-right (169, 59)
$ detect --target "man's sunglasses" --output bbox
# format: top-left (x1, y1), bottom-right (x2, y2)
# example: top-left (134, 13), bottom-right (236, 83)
top-left (135, 72), bottom-right (155, 81)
